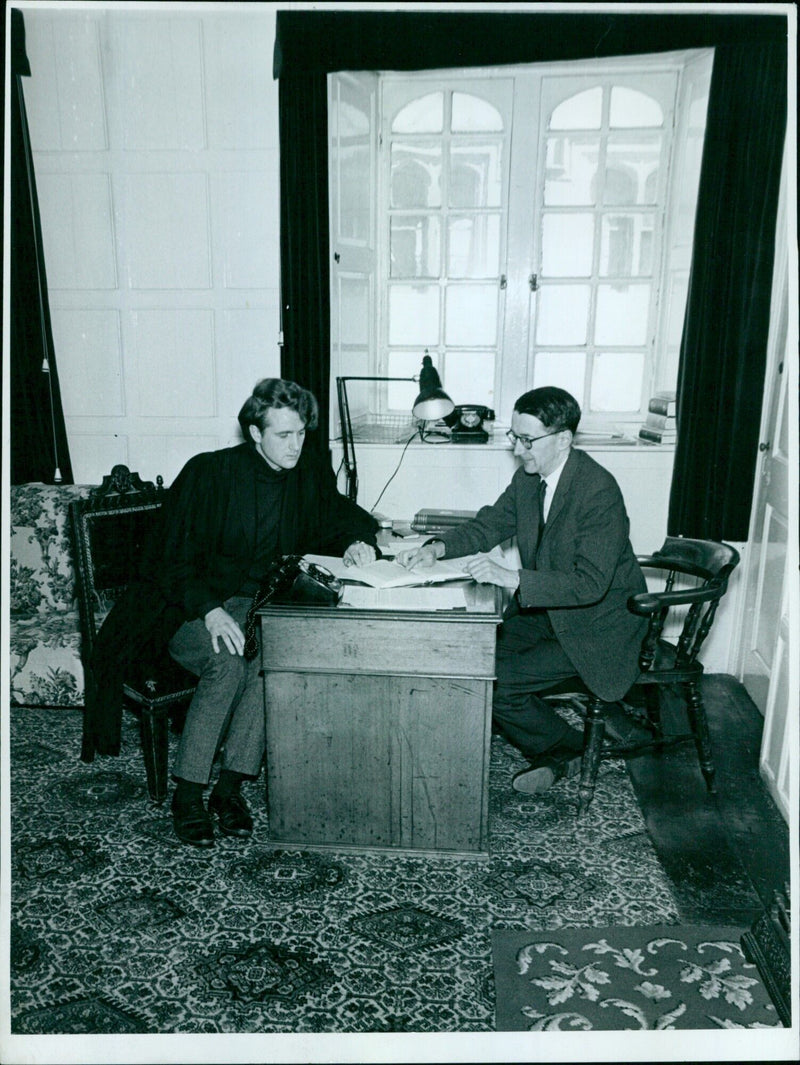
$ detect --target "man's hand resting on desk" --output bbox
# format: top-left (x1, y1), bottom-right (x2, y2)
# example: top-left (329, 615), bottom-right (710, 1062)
top-left (396, 541), bottom-right (445, 569)
top-left (343, 541), bottom-right (377, 567)
top-left (462, 554), bottom-right (520, 590)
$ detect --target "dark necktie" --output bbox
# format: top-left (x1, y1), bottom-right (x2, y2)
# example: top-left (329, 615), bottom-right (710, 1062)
top-left (535, 478), bottom-right (547, 561)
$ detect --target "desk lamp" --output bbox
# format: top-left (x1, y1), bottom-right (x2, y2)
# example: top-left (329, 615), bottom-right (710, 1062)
top-left (412, 354), bottom-right (455, 440)
top-left (336, 355), bottom-right (454, 503)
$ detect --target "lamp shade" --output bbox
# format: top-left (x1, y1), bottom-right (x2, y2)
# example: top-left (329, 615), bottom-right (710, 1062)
top-left (412, 386), bottom-right (454, 421)
top-left (413, 353), bottom-right (454, 420)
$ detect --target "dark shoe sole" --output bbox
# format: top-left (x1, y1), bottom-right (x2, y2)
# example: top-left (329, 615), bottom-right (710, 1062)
top-left (212, 816), bottom-right (252, 838)
top-left (172, 820), bottom-right (215, 847)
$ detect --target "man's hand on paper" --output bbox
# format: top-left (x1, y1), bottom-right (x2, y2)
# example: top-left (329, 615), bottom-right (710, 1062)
top-left (343, 541), bottom-right (377, 567)
top-left (462, 554), bottom-right (521, 590)
top-left (396, 542), bottom-right (444, 569)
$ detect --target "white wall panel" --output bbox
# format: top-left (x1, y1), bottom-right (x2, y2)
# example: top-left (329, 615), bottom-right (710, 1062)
top-left (204, 15), bottom-right (276, 149)
top-left (217, 170), bottom-right (278, 288)
top-left (131, 310), bottom-right (215, 418)
top-left (109, 17), bottom-right (206, 150)
top-left (52, 309), bottom-right (124, 417)
top-left (121, 173), bottom-right (212, 289)
top-left (36, 173), bottom-right (117, 289)
top-left (218, 308), bottom-right (282, 423)
top-left (24, 12), bottom-right (107, 151)
top-left (131, 436), bottom-right (222, 487)
top-left (68, 434), bottom-right (129, 483)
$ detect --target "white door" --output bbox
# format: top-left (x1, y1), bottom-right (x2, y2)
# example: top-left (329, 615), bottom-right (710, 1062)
top-left (736, 160), bottom-right (793, 821)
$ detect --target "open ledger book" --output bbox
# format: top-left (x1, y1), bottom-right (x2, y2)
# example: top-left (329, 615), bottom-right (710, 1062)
top-left (303, 554), bottom-right (470, 589)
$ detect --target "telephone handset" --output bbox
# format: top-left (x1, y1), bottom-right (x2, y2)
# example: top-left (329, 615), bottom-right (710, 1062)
top-left (444, 404), bottom-right (495, 443)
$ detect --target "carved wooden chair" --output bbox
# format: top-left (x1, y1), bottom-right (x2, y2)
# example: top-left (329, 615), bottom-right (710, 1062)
top-left (70, 465), bottom-right (197, 803)
top-left (547, 536), bottom-right (740, 816)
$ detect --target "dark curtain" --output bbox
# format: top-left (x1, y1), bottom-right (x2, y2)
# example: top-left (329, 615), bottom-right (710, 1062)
top-left (10, 9), bottom-right (73, 485)
top-left (278, 74), bottom-right (331, 456)
top-left (274, 12), bottom-right (788, 536)
top-left (667, 45), bottom-right (787, 541)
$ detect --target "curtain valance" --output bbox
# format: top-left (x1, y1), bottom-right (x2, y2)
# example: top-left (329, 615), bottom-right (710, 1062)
top-left (273, 10), bottom-right (787, 77)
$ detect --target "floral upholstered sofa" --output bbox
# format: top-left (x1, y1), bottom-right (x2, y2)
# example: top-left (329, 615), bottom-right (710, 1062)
top-left (9, 482), bottom-right (91, 707)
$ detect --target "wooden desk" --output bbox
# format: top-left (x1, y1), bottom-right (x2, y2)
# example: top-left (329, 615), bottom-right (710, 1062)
top-left (259, 582), bottom-right (502, 856)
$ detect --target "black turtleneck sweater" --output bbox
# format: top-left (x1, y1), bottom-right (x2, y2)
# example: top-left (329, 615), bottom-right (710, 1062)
top-left (236, 453), bottom-right (287, 598)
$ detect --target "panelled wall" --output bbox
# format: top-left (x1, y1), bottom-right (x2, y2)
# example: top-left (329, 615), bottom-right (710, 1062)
top-left (23, 6), bottom-right (282, 486)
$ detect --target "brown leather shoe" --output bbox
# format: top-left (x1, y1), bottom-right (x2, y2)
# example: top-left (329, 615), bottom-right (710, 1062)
top-left (512, 749), bottom-right (582, 796)
top-left (208, 790), bottom-right (253, 838)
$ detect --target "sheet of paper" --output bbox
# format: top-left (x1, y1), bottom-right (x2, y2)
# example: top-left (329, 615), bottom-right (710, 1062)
top-left (303, 554), bottom-right (469, 588)
top-left (339, 586), bottom-right (469, 611)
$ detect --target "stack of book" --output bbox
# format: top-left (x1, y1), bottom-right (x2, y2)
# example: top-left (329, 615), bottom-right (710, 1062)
top-left (410, 508), bottom-right (477, 534)
top-left (639, 392), bottom-right (677, 445)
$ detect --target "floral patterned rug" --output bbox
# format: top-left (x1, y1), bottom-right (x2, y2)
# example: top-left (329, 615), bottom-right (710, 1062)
top-left (491, 923), bottom-right (782, 1031)
top-left (8, 705), bottom-right (685, 1035)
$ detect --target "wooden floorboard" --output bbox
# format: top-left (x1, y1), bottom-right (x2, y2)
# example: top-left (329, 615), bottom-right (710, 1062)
top-left (623, 674), bottom-right (790, 927)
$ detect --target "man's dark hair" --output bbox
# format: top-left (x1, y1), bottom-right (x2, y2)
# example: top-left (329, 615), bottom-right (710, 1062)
top-left (514, 386), bottom-right (581, 435)
top-left (238, 378), bottom-right (319, 435)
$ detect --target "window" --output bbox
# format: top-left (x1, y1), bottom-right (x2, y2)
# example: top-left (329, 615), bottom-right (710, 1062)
top-left (329, 52), bottom-right (712, 436)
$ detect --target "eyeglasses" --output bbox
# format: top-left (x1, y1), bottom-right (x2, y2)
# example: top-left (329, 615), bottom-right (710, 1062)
top-left (506, 429), bottom-right (558, 450)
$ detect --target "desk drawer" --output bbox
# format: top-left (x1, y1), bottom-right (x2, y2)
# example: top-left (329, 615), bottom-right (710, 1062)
top-left (260, 612), bottom-right (497, 678)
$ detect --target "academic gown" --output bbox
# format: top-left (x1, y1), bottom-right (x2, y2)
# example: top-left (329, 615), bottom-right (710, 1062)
top-left (81, 442), bottom-right (378, 762)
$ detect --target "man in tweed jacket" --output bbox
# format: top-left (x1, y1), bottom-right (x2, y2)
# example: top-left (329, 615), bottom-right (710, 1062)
top-left (398, 386), bottom-right (647, 795)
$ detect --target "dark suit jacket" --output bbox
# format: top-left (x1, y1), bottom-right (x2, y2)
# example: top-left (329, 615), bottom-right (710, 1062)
top-left (439, 448), bottom-right (647, 702)
top-left (82, 442), bottom-right (378, 761)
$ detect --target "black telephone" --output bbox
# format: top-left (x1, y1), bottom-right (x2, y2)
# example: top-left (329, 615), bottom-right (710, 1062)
top-left (243, 555), bottom-right (342, 660)
top-left (444, 405), bottom-right (495, 443)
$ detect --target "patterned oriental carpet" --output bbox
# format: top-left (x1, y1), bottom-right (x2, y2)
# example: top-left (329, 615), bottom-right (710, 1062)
top-left (8, 705), bottom-right (704, 1035)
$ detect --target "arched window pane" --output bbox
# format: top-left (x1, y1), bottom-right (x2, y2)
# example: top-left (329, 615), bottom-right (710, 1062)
top-left (392, 92), bottom-right (444, 133)
top-left (610, 87), bottom-right (663, 128)
top-left (451, 92), bottom-right (503, 132)
top-left (550, 87), bottom-right (602, 130)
